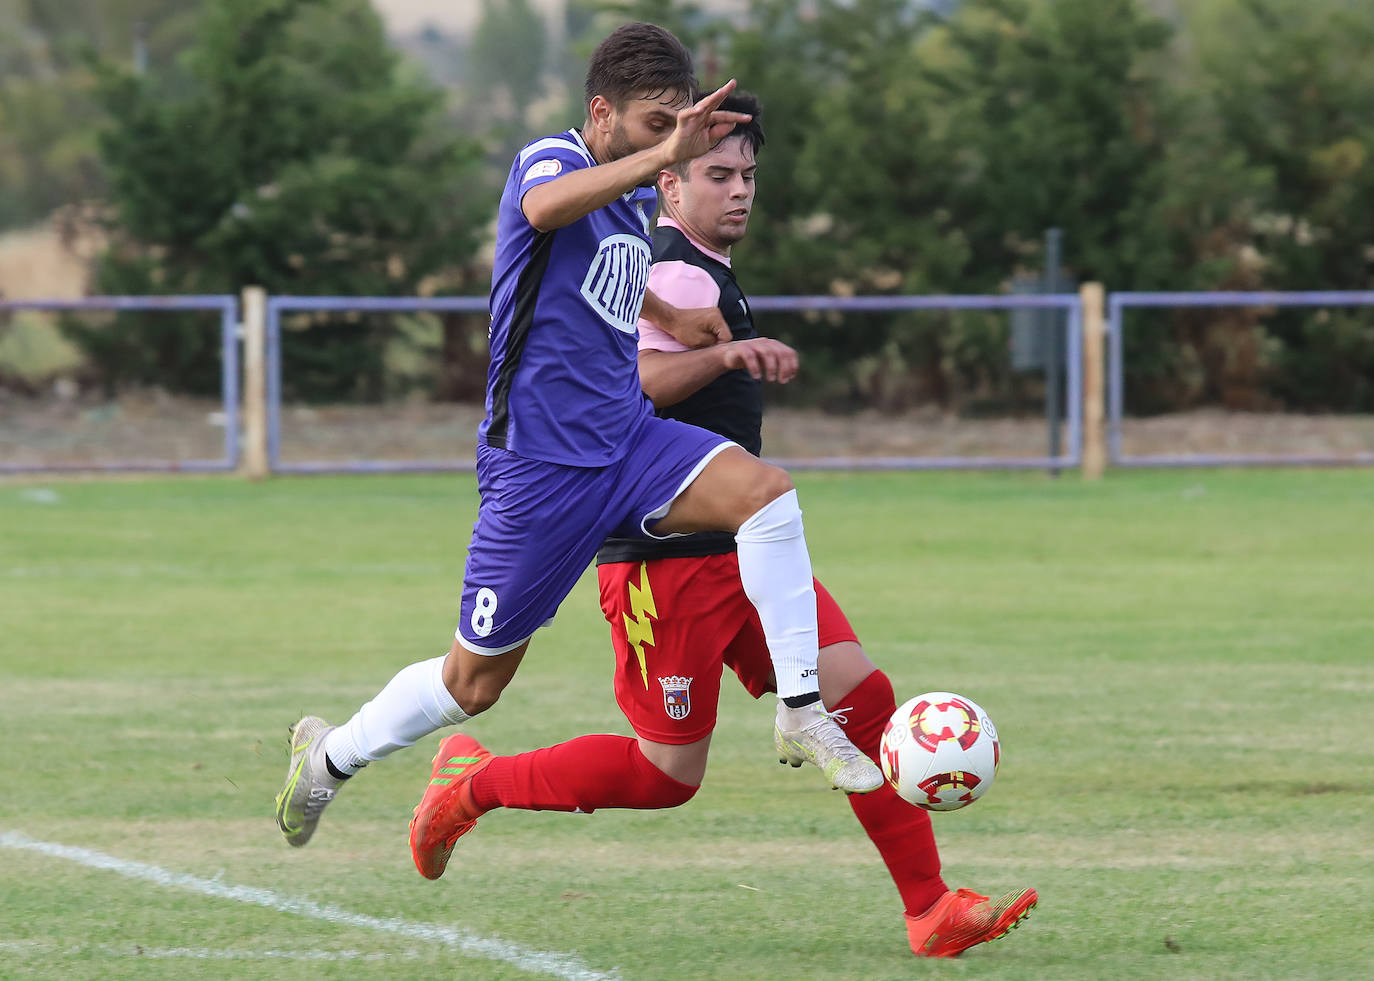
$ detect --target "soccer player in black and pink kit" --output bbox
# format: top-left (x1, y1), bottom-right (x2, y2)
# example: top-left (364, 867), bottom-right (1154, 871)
top-left (276, 24), bottom-right (882, 873)
top-left (398, 91), bottom-right (1037, 957)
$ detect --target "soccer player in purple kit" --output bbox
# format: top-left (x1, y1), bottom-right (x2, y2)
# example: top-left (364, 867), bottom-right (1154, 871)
top-left (397, 90), bottom-right (1037, 958)
top-left (275, 23), bottom-right (881, 863)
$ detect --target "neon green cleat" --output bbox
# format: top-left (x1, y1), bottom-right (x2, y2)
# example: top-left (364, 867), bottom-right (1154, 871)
top-left (774, 701), bottom-right (883, 794)
top-left (274, 716), bottom-right (343, 847)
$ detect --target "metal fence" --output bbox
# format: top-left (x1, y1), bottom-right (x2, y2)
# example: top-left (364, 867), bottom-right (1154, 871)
top-left (264, 293), bottom-right (1084, 474)
top-left (0, 295), bottom-right (240, 473)
top-left (264, 295), bottom-right (488, 474)
top-left (24, 288), bottom-right (1374, 474)
top-left (1107, 291), bottom-right (1374, 467)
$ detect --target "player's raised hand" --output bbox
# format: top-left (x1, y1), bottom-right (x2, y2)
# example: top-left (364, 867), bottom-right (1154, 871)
top-left (722, 337), bottom-right (800, 384)
top-left (661, 79), bottom-right (753, 166)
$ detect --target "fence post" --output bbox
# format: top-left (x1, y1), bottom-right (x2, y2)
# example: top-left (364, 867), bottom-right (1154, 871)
top-left (1081, 282), bottom-right (1106, 480)
top-left (240, 286), bottom-right (269, 480)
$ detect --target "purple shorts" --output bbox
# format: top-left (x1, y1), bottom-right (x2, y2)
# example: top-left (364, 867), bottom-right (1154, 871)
top-left (457, 415), bottom-right (733, 654)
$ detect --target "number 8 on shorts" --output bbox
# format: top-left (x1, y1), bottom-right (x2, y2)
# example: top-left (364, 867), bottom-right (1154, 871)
top-left (470, 587), bottom-right (499, 637)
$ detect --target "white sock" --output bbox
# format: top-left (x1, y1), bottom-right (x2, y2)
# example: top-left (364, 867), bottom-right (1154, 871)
top-left (735, 489), bottom-right (821, 701)
top-left (324, 654), bottom-right (470, 774)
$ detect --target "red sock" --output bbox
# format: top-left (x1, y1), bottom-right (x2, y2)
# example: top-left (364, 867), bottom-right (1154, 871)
top-left (469, 733), bottom-right (697, 814)
top-left (835, 670), bottom-right (949, 916)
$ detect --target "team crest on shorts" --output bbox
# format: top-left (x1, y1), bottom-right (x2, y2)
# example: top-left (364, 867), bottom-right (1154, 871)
top-left (658, 676), bottom-right (693, 720)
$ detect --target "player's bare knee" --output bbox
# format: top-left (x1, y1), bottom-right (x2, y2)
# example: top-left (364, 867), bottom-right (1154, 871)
top-left (758, 463), bottom-right (794, 503)
top-left (739, 463), bottom-right (795, 521)
top-left (454, 688), bottom-right (498, 716)
top-left (449, 677), bottom-right (503, 716)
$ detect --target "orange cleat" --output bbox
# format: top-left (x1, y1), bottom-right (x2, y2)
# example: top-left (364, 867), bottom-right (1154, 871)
top-left (409, 733), bottom-right (495, 880)
top-left (905, 886), bottom-right (1037, 957)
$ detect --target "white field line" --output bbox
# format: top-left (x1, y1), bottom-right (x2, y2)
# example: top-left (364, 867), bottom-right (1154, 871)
top-left (0, 830), bottom-right (619, 981)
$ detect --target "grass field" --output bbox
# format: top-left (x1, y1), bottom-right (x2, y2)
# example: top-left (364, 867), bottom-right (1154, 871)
top-left (2, 468), bottom-right (1372, 980)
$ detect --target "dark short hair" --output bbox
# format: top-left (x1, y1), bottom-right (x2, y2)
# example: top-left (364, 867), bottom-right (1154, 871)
top-left (671, 91), bottom-right (765, 179)
top-left (718, 92), bottom-right (765, 156)
top-left (585, 22), bottom-right (697, 110)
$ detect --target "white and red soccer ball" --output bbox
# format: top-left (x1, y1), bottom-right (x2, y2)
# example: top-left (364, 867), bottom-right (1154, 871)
top-left (880, 692), bottom-right (1000, 811)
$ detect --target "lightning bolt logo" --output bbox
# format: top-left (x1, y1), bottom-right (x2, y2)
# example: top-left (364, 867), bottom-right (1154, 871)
top-left (622, 561), bottom-right (658, 688)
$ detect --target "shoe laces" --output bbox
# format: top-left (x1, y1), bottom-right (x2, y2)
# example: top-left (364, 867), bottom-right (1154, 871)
top-left (824, 705), bottom-right (852, 725)
top-left (802, 705), bottom-right (864, 760)
top-left (301, 742), bottom-right (340, 813)
top-left (302, 785), bottom-right (336, 820)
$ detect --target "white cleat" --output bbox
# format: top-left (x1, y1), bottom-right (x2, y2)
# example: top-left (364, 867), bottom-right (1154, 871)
top-left (774, 701), bottom-right (884, 794)
top-left (274, 716), bottom-right (344, 847)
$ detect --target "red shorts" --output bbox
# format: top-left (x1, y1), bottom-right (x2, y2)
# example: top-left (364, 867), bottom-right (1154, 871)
top-left (597, 552), bottom-right (858, 744)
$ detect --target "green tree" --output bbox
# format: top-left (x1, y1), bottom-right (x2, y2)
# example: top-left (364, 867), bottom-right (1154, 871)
top-left (725, 0), bottom-right (1271, 411)
top-left (79, 0), bottom-right (486, 399)
top-left (722, 1), bottom-right (959, 408)
top-left (467, 0), bottom-right (548, 128)
top-left (927, 0), bottom-right (1274, 411)
top-left (0, 0), bottom-right (195, 229)
top-left (1190, 0), bottom-right (1374, 409)
top-left (456, 0), bottom-right (552, 190)
top-left (1191, 0), bottom-right (1374, 291)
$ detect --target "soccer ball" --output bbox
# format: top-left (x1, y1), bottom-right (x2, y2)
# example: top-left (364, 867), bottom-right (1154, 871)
top-left (880, 691), bottom-right (1000, 811)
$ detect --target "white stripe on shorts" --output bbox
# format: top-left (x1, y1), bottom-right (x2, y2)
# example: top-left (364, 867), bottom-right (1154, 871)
top-left (639, 440), bottom-right (736, 540)
top-left (454, 617), bottom-right (555, 656)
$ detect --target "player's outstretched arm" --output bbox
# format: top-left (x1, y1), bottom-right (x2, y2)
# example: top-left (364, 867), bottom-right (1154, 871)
top-left (522, 147), bottom-right (674, 233)
top-left (521, 80), bottom-right (751, 233)
top-left (639, 338), bottom-right (799, 408)
top-left (641, 290), bottom-right (729, 348)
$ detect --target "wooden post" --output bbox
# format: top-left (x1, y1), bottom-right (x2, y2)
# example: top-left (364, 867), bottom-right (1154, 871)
top-left (240, 286), bottom-right (269, 480)
top-left (1080, 282), bottom-right (1106, 480)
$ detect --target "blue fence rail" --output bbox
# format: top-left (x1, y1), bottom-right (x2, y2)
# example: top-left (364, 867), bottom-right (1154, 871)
top-left (1107, 291), bottom-right (1374, 467)
top-left (0, 295), bottom-right (240, 474)
top-left (265, 293), bottom-right (1084, 474)
top-left (18, 288), bottom-right (1374, 475)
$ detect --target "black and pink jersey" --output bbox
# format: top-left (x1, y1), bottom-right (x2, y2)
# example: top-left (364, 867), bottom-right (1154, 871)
top-left (638, 218), bottom-right (763, 456)
top-left (596, 218), bottom-right (764, 566)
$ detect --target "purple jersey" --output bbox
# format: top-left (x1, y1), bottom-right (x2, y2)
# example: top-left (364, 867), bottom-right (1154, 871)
top-left (480, 128), bottom-right (661, 466)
